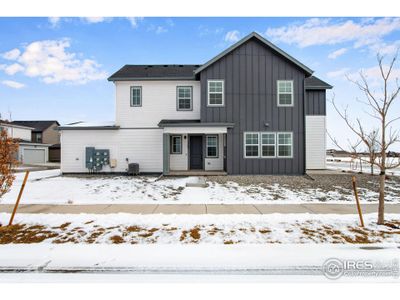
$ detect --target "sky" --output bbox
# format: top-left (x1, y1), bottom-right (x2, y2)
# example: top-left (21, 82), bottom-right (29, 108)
top-left (0, 17), bottom-right (400, 150)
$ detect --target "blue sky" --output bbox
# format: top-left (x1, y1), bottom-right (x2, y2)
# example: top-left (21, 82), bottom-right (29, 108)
top-left (0, 17), bottom-right (400, 149)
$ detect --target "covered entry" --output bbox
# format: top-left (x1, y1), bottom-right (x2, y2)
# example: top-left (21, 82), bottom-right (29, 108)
top-left (158, 119), bottom-right (234, 175)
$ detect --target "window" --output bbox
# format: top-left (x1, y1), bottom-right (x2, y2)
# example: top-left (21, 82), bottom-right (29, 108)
top-left (206, 135), bottom-right (218, 158)
top-left (33, 132), bottom-right (42, 143)
top-left (170, 135), bottom-right (182, 154)
top-left (130, 86), bottom-right (142, 107)
top-left (244, 133), bottom-right (259, 158)
top-left (277, 80), bottom-right (293, 106)
top-left (261, 133), bottom-right (276, 157)
top-left (277, 132), bottom-right (293, 158)
top-left (207, 80), bottom-right (224, 106)
top-left (177, 86), bottom-right (192, 110)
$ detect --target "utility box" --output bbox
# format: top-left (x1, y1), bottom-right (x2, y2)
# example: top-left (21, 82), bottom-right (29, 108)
top-left (128, 163), bottom-right (139, 175)
top-left (85, 147), bottom-right (110, 171)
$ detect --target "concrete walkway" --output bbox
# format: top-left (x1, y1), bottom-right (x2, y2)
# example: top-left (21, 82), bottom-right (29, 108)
top-left (1, 203), bottom-right (400, 214)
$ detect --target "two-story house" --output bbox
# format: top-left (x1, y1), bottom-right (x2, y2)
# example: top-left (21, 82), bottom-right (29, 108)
top-left (11, 120), bottom-right (61, 162)
top-left (0, 120), bottom-right (51, 164)
top-left (59, 32), bottom-right (332, 175)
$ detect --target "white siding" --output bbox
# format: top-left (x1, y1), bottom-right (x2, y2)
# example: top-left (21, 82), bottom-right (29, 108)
top-left (115, 81), bottom-right (201, 127)
top-left (169, 134), bottom-right (188, 171)
top-left (61, 129), bottom-right (163, 173)
top-left (18, 144), bottom-right (49, 164)
top-left (205, 134), bottom-right (224, 171)
top-left (2, 125), bottom-right (32, 141)
top-left (306, 116), bottom-right (326, 169)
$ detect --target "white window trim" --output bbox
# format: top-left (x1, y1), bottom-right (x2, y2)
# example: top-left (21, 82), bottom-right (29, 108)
top-left (176, 86), bottom-right (193, 111)
top-left (130, 86), bottom-right (142, 107)
top-left (277, 132), bottom-right (293, 158)
top-left (206, 135), bottom-right (218, 158)
top-left (243, 132), bottom-right (260, 158)
top-left (170, 135), bottom-right (182, 155)
top-left (261, 132), bottom-right (276, 158)
top-left (277, 80), bottom-right (294, 107)
top-left (207, 80), bottom-right (225, 107)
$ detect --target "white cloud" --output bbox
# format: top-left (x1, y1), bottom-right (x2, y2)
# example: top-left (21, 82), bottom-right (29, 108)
top-left (369, 40), bottom-right (400, 55)
top-left (265, 18), bottom-right (400, 49)
top-left (198, 26), bottom-right (224, 37)
top-left (126, 17), bottom-right (143, 28)
top-left (0, 39), bottom-right (107, 85)
top-left (48, 17), bottom-right (61, 27)
top-left (2, 80), bottom-right (25, 89)
top-left (2, 48), bottom-right (21, 60)
top-left (328, 47), bottom-right (348, 59)
top-left (326, 68), bottom-right (351, 78)
top-left (224, 30), bottom-right (241, 43)
top-left (155, 26), bottom-right (167, 34)
top-left (348, 65), bottom-right (400, 85)
top-left (3, 63), bottom-right (24, 75)
top-left (81, 17), bottom-right (112, 24)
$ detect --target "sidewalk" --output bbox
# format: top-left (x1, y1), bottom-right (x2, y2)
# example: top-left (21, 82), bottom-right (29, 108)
top-left (1, 203), bottom-right (400, 214)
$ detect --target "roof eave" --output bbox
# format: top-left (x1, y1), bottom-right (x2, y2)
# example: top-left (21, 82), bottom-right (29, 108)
top-left (194, 32), bottom-right (313, 76)
top-left (306, 85), bottom-right (333, 90)
top-left (108, 76), bottom-right (197, 82)
top-left (58, 126), bottom-right (120, 131)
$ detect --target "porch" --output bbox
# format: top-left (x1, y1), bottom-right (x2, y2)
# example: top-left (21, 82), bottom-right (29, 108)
top-left (159, 119), bottom-right (234, 175)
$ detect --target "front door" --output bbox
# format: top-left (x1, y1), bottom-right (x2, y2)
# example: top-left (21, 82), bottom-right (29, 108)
top-left (189, 135), bottom-right (203, 170)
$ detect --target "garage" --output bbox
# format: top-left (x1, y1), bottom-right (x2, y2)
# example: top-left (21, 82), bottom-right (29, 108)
top-left (23, 148), bottom-right (46, 164)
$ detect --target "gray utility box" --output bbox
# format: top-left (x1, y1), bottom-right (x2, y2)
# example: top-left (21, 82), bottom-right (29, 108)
top-left (86, 147), bottom-right (110, 171)
top-left (127, 163), bottom-right (139, 175)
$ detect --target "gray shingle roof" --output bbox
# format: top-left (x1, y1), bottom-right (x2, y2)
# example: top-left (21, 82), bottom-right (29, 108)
top-left (11, 120), bottom-right (59, 132)
top-left (305, 76), bottom-right (333, 90)
top-left (108, 65), bottom-right (201, 81)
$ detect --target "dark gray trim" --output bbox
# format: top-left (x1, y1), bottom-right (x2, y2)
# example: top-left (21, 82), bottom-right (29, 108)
top-left (130, 86), bottom-right (142, 107)
top-left (170, 135), bottom-right (183, 154)
top-left (194, 32), bottom-right (313, 75)
top-left (58, 126), bottom-right (120, 130)
top-left (176, 86), bottom-right (193, 111)
top-left (305, 86), bottom-right (332, 90)
top-left (158, 122), bottom-right (234, 128)
top-left (163, 133), bottom-right (170, 175)
top-left (205, 134), bottom-right (219, 158)
top-left (109, 77), bottom-right (197, 82)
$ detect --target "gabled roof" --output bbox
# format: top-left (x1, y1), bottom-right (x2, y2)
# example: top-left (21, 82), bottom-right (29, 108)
top-left (305, 76), bottom-right (333, 90)
top-left (11, 120), bottom-right (60, 132)
top-left (194, 32), bottom-right (314, 76)
top-left (108, 65), bottom-right (200, 81)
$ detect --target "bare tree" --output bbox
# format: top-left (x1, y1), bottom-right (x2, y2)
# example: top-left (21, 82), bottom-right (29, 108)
top-left (331, 52), bottom-right (400, 225)
top-left (0, 128), bottom-right (19, 198)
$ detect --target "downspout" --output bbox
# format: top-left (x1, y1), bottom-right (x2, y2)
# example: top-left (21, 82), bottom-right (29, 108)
top-left (303, 79), bottom-right (307, 175)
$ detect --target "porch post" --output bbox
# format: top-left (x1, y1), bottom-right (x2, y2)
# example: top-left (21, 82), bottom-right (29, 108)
top-left (163, 133), bottom-right (170, 175)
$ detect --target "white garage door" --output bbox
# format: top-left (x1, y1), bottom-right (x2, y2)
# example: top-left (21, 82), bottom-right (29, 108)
top-left (23, 148), bottom-right (46, 164)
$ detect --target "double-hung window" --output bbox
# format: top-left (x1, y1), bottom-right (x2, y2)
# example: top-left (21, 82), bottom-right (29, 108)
top-left (207, 80), bottom-right (224, 106)
top-left (261, 133), bottom-right (276, 158)
top-left (244, 133), bottom-right (259, 158)
top-left (130, 86), bottom-right (142, 107)
top-left (170, 135), bottom-right (182, 154)
top-left (277, 132), bottom-right (293, 158)
top-left (206, 135), bottom-right (218, 158)
top-left (177, 86), bottom-right (192, 110)
top-left (277, 80), bottom-right (293, 106)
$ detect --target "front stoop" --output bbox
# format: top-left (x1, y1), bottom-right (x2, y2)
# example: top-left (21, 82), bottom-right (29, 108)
top-left (185, 177), bottom-right (207, 188)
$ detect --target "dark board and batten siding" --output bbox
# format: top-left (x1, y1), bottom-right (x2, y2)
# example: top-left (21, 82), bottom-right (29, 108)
top-left (200, 38), bottom-right (307, 175)
top-left (306, 90), bottom-right (326, 115)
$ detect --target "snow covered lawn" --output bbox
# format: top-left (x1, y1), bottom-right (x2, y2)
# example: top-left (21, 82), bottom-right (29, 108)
top-left (1, 169), bottom-right (400, 204)
top-left (1, 213), bottom-right (400, 244)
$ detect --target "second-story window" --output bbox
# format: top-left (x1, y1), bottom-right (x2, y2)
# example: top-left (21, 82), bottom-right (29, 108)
top-left (277, 80), bottom-right (293, 106)
top-left (177, 86), bottom-right (192, 110)
top-left (130, 86), bottom-right (142, 107)
top-left (208, 80), bottom-right (224, 106)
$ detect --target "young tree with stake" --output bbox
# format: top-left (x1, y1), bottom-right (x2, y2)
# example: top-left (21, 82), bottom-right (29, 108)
top-left (331, 52), bottom-right (400, 225)
top-left (0, 128), bottom-right (19, 198)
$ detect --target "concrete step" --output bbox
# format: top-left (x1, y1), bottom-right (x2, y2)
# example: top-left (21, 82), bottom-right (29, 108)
top-left (185, 177), bottom-right (207, 188)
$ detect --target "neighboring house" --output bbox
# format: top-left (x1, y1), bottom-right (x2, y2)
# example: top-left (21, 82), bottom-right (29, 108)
top-left (0, 120), bottom-right (51, 164)
top-left (59, 32), bottom-right (332, 175)
top-left (11, 120), bottom-right (61, 162)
